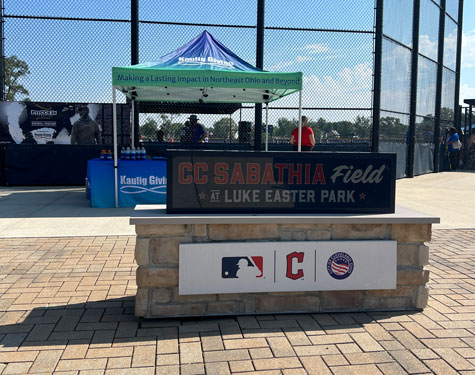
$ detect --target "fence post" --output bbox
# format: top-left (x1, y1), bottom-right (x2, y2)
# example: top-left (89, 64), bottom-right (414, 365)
top-left (470, 106), bottom-right (473, 136)
top-left (0, 0), bottom-right (4, 101)
top-left (433, 0), bottom-right (446, 173)
top-left (407, 0), bottom-right (420, 178)
top-left (254, 0), bottom-right (265, 150)
top-left (131, 0), bottom-right (139, 147)
top-left (453, 0), bottom-right (464, 135)
top-left (371, 0), bottom-right (384, 153)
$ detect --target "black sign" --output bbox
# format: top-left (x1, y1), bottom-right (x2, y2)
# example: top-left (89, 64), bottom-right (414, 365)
top-left (166, 151), bottom-right (396, 214)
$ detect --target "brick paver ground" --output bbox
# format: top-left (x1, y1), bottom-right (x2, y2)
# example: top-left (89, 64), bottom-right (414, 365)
top-left (0, 230), bottom-right (474, 374)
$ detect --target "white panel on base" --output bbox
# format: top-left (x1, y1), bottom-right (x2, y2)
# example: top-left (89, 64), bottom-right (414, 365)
top-left (179, 241), bottom-right (396, 295)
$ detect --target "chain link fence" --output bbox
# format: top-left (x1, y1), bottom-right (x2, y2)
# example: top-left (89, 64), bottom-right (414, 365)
top-left (2, 0), bottom-right (462, 164)
top-left (379, 0), bottom-right (462, 176)
top-left (3, 0), bottom-right (375, 146)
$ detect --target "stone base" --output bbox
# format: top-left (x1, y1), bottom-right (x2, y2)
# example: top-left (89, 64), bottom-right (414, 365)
top-left (133, 220), bottom-right (433, 318)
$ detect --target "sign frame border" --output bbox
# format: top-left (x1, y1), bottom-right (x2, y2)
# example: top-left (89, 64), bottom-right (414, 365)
top-left (166, 150), bottom-right (396, 215)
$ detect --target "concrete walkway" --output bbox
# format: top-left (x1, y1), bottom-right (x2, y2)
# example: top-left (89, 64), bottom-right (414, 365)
top-left (0, 172), bottom-right (474, 374)
top-left (0, 171), bottom-right (474, 237)
top-left (0, 230), bottom-right (474, 374)
top-left (396, 171), bottom-right (475, 229)
top-left (0, 187), bottom-right (135, 237)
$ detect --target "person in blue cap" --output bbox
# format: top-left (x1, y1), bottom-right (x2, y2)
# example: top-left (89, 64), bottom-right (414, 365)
top-left (447, 127), bottom-right (461, 171)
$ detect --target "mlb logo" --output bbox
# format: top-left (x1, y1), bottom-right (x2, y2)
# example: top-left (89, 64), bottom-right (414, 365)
top-left (222, 256), bottom-right (263, 279)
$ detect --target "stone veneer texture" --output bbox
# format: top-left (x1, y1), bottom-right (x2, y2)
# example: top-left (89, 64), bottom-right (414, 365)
top-left (134, 223), bottom-right (431, 318)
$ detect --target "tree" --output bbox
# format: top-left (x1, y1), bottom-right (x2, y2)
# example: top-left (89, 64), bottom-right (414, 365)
top-left (274, 117), bottom-right (297, 138)
top-left (353, 116), bottom-right (371, 139)
top-left (158, 114), bottom-right (181, 140)
top-left (4, 55), bottom-right (30, 101)
top-left (139, 118), bottom-right (158, 140)
top-left (333, 121), bottom-right (355, 139)
top-left (308, 118), bottom-right (325, 141)
top-left (379, 116), bottom-right (407, 142)
top-left (212, 117), bottom-right (237, 139)
top-left (440, 107), bottom-right (455, 122)
top-left (161, 122), bottom-right (182, 140)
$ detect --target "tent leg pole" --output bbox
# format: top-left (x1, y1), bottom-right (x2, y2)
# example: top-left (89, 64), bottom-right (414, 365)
top-left (131, 100), bottom-right (135, 147)
top-left (265, 103), bottom-right (269, 152)
top-left (298, 90), bottom-right (302, 152)
top-left (113, 87), bottom-right (119, 208)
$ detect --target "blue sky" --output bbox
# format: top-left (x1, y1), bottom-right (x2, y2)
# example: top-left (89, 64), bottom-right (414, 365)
top-left (4, 0), bottom-right (473, 124)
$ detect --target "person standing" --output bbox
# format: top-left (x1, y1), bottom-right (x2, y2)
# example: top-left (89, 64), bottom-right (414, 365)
top-left (290, 116), bottom-right (315, 151)
top-left (156, 129), bottom-right (164, 142)
top-left (70, 106), bottom-right (101, 145)
top-left (187, 115), bottom-right (205, 143)
top-left (180, 121), bottom-right (191, 143)
top-left (463, 134), bottom-right (475, 170)
top-left (447, 127), bottom-right (461, 171)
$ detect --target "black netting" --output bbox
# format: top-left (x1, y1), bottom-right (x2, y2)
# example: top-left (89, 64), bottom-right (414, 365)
top-left (415, 115), bottom-right (435, 143)
top-left (141, 0), bottom-right (256, 27)
top-left (266, 109), bottom-right (372, 144)
top-left (2, 0), bottom-right (463, 165)
top-left (446, 0), bottom-right (459, 21)
top-left (138, 111), bottom-right (247, 144)
top-left (381, 38), bottom-right (411, 114)
top-left (419, 0), bottom-right (440, 61)
top-left (441, 68), bottom-right (456, 121)
top-left (137, 108), bottom-right (373, 146)
top-left (265, 0), bottom-right (374, 31)
top-left (444, 16), bottom-right (458, 71)
top-left (379, 110), bottom-right (409, 143)
top-left (416, 56), bottom-right (437, 117)
top-left (265, 30), bottom-right (373, 109)
top-left (5, 0), bottom-right (130, 19)
top-left (4, 18), bottom-right (130, 103)
top-left (383, 0), bottom-right (413, 47)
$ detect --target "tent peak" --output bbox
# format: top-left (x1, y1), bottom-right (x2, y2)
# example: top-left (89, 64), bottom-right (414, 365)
top-left (132, 30), bottom-right (264, 73)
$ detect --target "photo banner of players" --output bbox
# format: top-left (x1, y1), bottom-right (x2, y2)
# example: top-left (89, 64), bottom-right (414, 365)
top-left (0, 101), bottom-right (131, 145)
top-left (167, 150), bottom-right (396, 214)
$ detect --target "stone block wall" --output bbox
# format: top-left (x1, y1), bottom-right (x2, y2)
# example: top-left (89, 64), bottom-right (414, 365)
top-left (134, 223), bottom-right (431, 318)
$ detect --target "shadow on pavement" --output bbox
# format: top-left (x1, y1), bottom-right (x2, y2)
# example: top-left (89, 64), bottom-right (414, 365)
top-left (0, 188), bottom-right (134, 219)
top-left (0, 298), bottom-right (421, 349)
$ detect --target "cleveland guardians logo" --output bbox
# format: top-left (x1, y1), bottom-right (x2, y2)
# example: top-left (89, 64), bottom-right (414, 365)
top-left (327, 252), bottom-right (354, 280)
top-left (222, 257), bottom-right (263, 279)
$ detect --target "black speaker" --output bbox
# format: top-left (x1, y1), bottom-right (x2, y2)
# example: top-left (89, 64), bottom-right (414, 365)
top-left (238, 121), bottom-right (252, 143)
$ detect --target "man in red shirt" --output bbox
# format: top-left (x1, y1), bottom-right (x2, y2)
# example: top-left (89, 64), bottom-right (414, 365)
top-left (290, 116), bottom-right (315, 151)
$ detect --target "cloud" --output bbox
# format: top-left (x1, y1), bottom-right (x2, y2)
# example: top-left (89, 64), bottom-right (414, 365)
top-left (268, 55), bottom-right (312, 71)
top-left (296, 55), bottom-right (312, 63)
top-left (462, 30), bottom-right (475, 68)
top-left (299, 43), bottom-right (330, 54)
top-left (323, 54), bottom-right (345, 60)
top-left (272, 61), bottom-right (373, 109)
top-left (419, 34), bottom-right (438, 60)
top-left (444, 28), bottom-right (458, 68)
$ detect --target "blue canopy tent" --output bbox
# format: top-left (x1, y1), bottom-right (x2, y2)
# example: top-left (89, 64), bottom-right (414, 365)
top-left (111, 31), bottom-right (303, 207)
